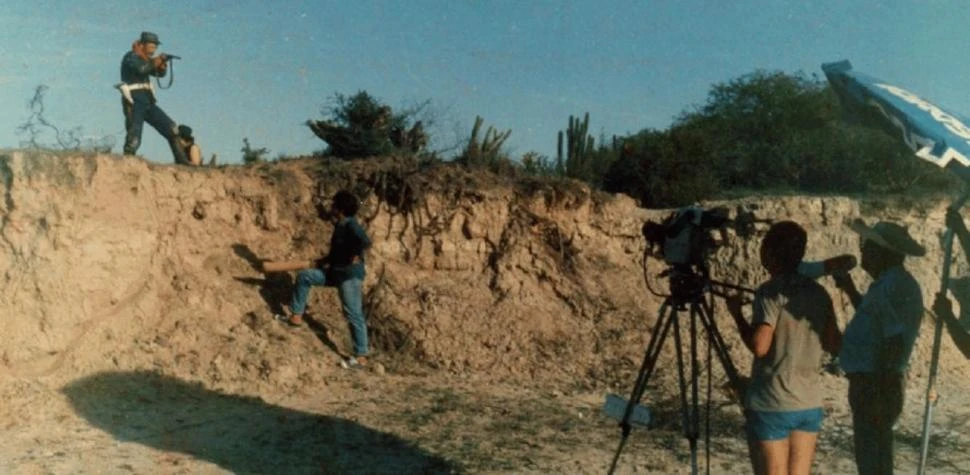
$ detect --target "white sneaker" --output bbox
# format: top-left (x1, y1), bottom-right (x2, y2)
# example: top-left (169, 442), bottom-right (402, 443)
top-left (340, 357), bottom-right (366, 370)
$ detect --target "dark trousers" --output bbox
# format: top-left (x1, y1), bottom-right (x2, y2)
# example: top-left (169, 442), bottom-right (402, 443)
top-left (848, 373), bottom-right (905, 475)
top-left (122, 92), bottom-right (188, 164)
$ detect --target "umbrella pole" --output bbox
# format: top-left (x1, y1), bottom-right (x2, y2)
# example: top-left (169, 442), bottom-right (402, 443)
top-left (918, 188), bottom-right (970, 475)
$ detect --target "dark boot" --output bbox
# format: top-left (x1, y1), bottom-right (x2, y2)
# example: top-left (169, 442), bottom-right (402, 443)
top-left (168, 136), bottom-right (189, 165)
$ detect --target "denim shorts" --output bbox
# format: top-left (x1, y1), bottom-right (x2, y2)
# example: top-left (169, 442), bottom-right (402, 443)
top-left (745, 407), bottom-right (824, 441)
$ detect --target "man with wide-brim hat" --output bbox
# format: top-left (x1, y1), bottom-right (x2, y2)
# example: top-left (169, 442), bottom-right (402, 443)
top-left (118, 31), bottom-right (188, 164)
top-left (834, 218), bottom-right (925, 475)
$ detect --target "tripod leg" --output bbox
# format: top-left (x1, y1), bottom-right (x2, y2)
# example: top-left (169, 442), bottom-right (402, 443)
top-left (706, 310), bottom-right (714, 475)
top-left (671, 305), bottom-right (692, 451)
top-left (625, 302), bottom-right (676, 425)
top-left (691, 302), bottom-right (702, 437)
top-left (608, 301), bottom-right (677, 475)
top-left (696, 299), bottom-right (742, 475)
top-left (698, 299), bottom-right (744, 397)
top-left (687, 302), bottom-right (702, 475)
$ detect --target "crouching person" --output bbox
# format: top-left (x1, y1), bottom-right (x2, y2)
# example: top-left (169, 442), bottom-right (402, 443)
top-left (275, 190), bottom-right (372, 369)
top-left (175, 125), bottom-right (202, 166)
top-left (727, 221), bottom-right (842, 475)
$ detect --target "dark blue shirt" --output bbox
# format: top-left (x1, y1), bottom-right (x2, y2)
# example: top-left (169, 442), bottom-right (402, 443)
top-left (839, 266), bottom-right (923, 374)
top-left (324, 216), bottom-right (371, 281)
top-left (120, 51), bottom-right (165, 85)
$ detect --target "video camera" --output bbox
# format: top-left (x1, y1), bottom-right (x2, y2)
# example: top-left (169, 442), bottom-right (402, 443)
top-left (642, 205), bottom-right (757, 268)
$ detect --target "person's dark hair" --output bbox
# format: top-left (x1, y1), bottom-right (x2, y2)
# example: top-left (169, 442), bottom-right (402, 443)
top-left (332, 190), bottom-right (360, 217)
top-left (762, 221), bottom-right (807, 271)
top-left (177, 125), bottom-right (194, 141)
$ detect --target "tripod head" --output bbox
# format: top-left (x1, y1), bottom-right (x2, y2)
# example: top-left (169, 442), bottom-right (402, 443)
top-left (661, 264), bottom-right (710, 303)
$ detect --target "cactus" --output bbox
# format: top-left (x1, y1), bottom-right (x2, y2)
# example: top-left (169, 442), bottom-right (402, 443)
top-left (465, 115), bottom-right (511, 166)
top-left (557, 112), bottom-right (595, 179)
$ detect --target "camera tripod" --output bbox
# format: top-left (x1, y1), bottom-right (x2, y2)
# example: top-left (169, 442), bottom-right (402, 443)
top-left (608, 269), bottom-right (745, 475)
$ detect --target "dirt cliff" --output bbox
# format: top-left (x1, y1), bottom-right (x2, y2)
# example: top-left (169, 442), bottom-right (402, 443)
top-left (1, 151), bottom-right (968, 394)
top-left (3, 150), bottom-right (970, 473)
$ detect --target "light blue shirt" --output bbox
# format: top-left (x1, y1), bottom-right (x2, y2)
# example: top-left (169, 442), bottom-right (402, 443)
top-left (839, 266), bottom-right (923, 374)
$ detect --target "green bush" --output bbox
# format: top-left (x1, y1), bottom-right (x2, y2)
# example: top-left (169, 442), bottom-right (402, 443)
top-left (307, 91), bottom-right (428, 159)
top-left (521, 151), bottom-right (557, 177)
top-left (241, 137), bottom-right (269, 164)
top-left (603, 128), bottom-right (719, 207)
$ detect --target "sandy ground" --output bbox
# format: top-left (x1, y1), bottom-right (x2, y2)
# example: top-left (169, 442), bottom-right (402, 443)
top-left (2, 356), bottom-right (969, 474)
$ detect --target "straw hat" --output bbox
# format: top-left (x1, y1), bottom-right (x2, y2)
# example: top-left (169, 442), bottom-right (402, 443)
top-left (848, 218), bottom-right (925, 257)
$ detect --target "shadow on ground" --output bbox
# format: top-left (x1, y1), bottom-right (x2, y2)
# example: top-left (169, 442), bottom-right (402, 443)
top-left (304, 314), bottom-right (350, 359)
top-left (62, 371), bottom-right (456, 474)
top-left (234, 275), bottom-right (294, 316)
top-left (233, 243), bottom-right (295, 315)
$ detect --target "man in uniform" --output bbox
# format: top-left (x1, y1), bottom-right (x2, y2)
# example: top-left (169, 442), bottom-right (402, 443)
top-left (119, 31), bottom-right (188, 165)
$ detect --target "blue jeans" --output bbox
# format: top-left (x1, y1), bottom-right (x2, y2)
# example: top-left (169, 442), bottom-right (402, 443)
top-left (291, 269), bottom-right (368, 357)
top-left (122, 92), bottom-right (187, 164)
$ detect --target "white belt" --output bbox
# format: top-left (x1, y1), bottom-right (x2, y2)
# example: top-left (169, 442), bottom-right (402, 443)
top-left (115, 82), bottom-right (155, 104)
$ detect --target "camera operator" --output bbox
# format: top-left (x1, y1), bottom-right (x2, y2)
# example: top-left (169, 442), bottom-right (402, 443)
top-left (834, 219), bottom-right (925, 475)
top-left (119, 31), bottom-right (188, 165)
top-left (725, 221), bottom-right (842, 475)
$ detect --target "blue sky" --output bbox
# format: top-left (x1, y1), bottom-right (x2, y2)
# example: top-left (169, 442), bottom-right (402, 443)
top-left (1, 1), bottom-right (969, 164)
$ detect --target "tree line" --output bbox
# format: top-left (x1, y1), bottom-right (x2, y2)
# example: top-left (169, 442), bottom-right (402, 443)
top-left (296, 70), bottom-right (957, 208)
top-left (601, 71), bottom-right (956, 207)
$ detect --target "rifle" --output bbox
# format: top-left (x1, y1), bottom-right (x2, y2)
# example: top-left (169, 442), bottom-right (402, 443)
top-left (261, 260), bottom-right (314, 273)
top-left (155, 54), bottom-right (181, 89)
